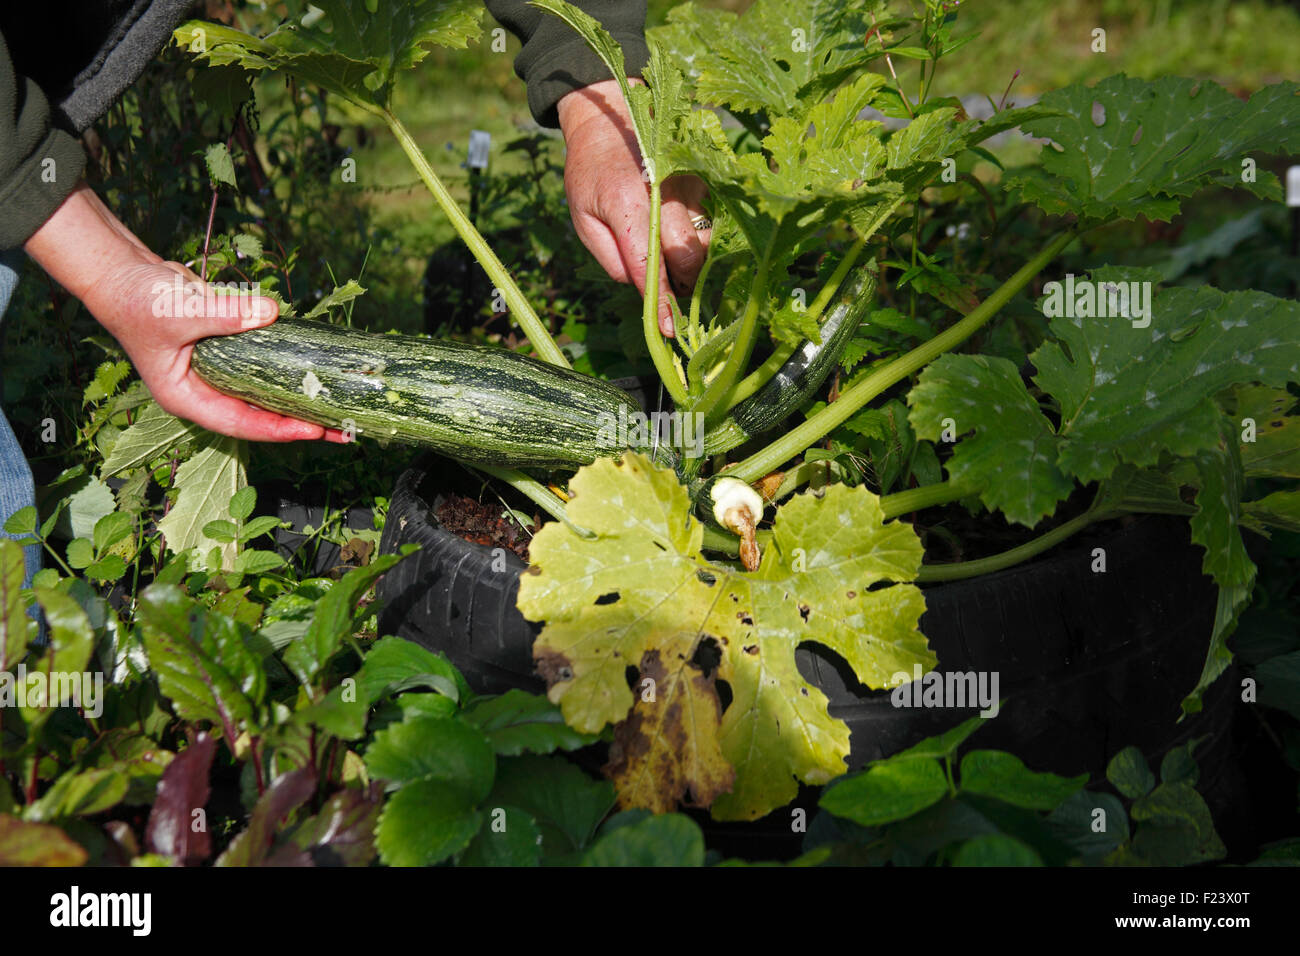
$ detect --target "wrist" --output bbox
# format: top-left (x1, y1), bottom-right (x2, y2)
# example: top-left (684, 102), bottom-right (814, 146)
top-left (24, 182), bottom-right (160, 307)
top-left (557, 77), bottom-right (643, 139)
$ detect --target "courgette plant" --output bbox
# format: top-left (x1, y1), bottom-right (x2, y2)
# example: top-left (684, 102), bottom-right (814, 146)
top-left (172, 0), bottom-right (1300, 820)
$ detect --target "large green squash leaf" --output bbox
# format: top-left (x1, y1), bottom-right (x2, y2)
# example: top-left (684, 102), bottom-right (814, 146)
top-left (518, 453), bottom-right (932, 820)
top-left (651, 0), bottom-right (876, 121)
top-left (910, 270), bottom-right (1300, 526)
top-left (1011, 75), bottom-right (1300, 222)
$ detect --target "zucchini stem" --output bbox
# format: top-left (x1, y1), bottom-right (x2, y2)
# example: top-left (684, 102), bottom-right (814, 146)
top-left (693, 237), bottom-right (776, 424)
top-left (470, 463), bottom-right (594, 539)
top-left (643, 181), bottom-right (690, 406)
top-left (916, 505), bottom-right (1114, 583)
top-left (384, 110), bottom-right (570, 369)
top-left (727, 227), bottom-right (1080, 483)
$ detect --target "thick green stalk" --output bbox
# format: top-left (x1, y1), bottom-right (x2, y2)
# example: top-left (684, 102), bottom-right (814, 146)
top-left (880, 480), bottom-right (972, 519)
top-left (693, 237), bottom-right (775, 423)
top-left (642, 181), bottom-right (690, 406)
top-left (687, 253), bottom-right (716, 346)
top-left (915, 507), bottom-right (1112, 583)
top-left (384, 110), bottom-right (569, 369)
top-left (470, 463), bottom-right (593, 538)
top-left (728, 228), bottom-right (1079, 484)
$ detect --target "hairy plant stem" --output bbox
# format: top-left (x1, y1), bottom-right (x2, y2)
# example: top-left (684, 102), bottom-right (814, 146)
top-left (687, 251), bottom-right (717, 349)
top-left (383, 110), bottom-right (569, 368)
top-left (693, 237), bottom-right (776, 424)
top-left (642, 181), bottom-right (690, 405)
top-left (728, 227), bottom-right (1079, 484)
top-left (915, 505), bottom-right (1116, 583)
top-left (470, 463), bottom-right (593, 538)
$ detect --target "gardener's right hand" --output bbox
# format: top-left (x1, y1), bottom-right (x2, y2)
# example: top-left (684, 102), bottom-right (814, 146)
top-left (24, 182), bottom-right (345, 443)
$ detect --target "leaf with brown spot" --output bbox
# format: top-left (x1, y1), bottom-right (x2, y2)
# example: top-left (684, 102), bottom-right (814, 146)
top-left (605, 648), bottom-right (734, 813)
top-left (518, 454), bottom-right (932, 821)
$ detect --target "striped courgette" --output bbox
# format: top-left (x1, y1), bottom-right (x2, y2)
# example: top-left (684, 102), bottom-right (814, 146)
top-left (191, 319), bottom-right (647, 468)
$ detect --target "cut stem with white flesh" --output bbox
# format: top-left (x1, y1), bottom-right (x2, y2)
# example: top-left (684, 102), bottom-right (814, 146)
top-left (384, 110), bottom-right (570, 369)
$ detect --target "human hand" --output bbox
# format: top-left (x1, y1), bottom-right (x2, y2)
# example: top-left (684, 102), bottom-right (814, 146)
top-left (25, 183), bottom-right (344, 442)
top-left (557, 78), bottom-right (710, 337)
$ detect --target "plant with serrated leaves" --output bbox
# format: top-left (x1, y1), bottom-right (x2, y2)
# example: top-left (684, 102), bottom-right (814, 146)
top-left (165, 0), bottom-right (1300, 822)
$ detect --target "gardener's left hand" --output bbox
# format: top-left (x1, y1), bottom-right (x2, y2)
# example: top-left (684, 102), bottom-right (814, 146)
top-left (558, 78), bottom-right (710, 338)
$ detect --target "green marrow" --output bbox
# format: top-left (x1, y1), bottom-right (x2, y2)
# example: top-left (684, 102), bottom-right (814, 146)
top-left (191, 319), bottom-right (651, 469)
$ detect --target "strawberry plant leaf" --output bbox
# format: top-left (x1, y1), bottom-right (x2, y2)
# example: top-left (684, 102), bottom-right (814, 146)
top-left (580, 812), bottom-right (705, 866)
top-left (364, 717), bottom-right (495, 803)
top-left (487, 755), bottom-right (615, 861)
top-left (1010, 76), bottom-right (1300, 222)
top-left (518, 453), bottom-right (932, 820)
top-left (457, 804), bottom-right (543, 867)
top-left (375, 778), bottom-right (482, 866)
top-left (461, 689), bottom-right (599, 756)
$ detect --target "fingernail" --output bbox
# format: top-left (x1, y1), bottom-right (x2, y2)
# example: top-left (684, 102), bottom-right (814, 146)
top-left (242, 298), bottom-right (277, 328)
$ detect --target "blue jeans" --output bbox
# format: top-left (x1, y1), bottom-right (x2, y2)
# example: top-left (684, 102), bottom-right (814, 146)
top-left (0, 249), bottom-right (41, 588)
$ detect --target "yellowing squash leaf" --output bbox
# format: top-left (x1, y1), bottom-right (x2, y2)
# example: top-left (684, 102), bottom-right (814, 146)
top-left (518, 454), bottom-right (933, 821)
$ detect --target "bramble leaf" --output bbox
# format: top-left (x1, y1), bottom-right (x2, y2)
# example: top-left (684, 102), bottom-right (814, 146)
top-left (101, 400), bottom-right (205, 479)
top-left (156, 436), bottom-right (246, 570)
top-left (461, 689), bottom-right (599, 757)
top-left (518, 453), bottom-right (932, 820)
top-left (1010, 75), bottom-right (1300, 222)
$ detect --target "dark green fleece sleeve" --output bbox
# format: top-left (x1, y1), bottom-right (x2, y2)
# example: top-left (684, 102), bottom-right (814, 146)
top-left (484, 0), bottom-right (649, 129)
top-left (0, 30), bottom-right (86, 251)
